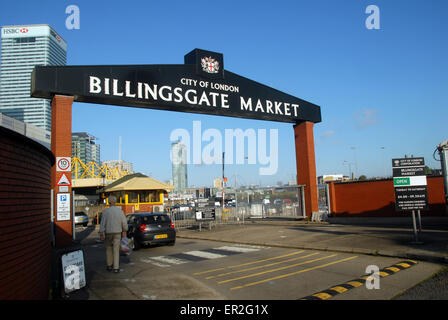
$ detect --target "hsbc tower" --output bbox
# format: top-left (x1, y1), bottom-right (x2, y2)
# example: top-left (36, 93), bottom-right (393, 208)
top-left (0, 24), bottom-right (66, 131)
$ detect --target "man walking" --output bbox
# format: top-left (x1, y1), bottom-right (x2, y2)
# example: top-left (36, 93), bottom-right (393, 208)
top-left (99, 195), bottom-right (128, 273)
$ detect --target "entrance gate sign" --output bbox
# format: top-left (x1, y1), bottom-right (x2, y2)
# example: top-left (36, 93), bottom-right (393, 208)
top-left (31, 49), bottom-right (321, 124)
top-left (392, 157), bottom-right (428, 211)
top-left (34, 48), bottom-right (322, 247)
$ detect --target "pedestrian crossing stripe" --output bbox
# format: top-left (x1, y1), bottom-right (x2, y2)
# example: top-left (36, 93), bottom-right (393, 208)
top-left (184, 250), bottom-right (227, 259)
top-left (300, 260), bottom-right (418, 300)
top-left (217, 246), bottom-right (261, 253)
top-left (140, 245), bottom-right (267, 267)
top-left (150, 256), bottom-right (188, 265)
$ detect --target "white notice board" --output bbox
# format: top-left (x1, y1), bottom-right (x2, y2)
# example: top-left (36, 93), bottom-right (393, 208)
top-left (56, 193), bottom-right (71, 221)
top-left (61, 250), bottom-right (86, 293)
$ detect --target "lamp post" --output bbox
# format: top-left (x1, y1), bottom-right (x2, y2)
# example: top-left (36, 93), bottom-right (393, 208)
top-left (343, 160), bottom-right (353, 180)
top-left (351, 146), bottom-right (358, 179)
top-left (222, 152), bottom-right (225, 209)
top-left (380, 146), bottom-right (387, 178)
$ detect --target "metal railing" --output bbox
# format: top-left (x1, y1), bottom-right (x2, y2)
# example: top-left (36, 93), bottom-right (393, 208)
top-left (170, 185), bottom-right (306, 230)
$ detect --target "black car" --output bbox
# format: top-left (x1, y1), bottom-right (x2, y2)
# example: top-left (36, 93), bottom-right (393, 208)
top-left (126, 212), bottom-right (176, 250)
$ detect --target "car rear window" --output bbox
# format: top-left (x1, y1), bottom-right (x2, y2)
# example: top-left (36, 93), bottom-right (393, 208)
top-left (75, 212), bottom-right (86, 216)
top-left (139, 215), bottom-right (170, 224)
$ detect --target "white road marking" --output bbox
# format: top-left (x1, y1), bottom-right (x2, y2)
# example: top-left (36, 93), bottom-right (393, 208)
top-left (232, 244), bottom-right (270, 249)
top-left (215, 246), bottom-right (261, 253)
top-left (140, 258), bottom-right (170, 267)
top-left (185, 250), bottom-right (227, 259)
top-left (150, 256), bottom-right (188, 265)
top-left (139, 244), bottom-right (269, 268)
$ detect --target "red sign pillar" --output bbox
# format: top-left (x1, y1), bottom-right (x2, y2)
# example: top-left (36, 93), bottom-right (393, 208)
top-left (51, 95), bottom-right (74, 248)
top-left (294, 121), bottom-right (319, 219)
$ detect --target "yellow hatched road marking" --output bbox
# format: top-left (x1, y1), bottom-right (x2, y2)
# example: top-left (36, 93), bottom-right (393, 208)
top-left (230, 256), bottom-right (358, 291)
top-left (345, 280), bottom-right (363, 288)
top-left (313, 292), bottom-right (333, 300)
top-left (330, 286), bottom-right (348, 293)
top-left (206, 252), bottom-right (319, 280)
top-left (396, 263), bottom-right (411, 268)
top-left (218, 254), bottom-right (338, 284)
top-left (302, 259), bottom-right (418, 300)
top-left (193, 250), bottom-right (305, 276)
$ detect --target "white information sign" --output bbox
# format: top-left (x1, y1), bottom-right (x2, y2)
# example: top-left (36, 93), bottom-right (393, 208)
top-left (57, 193), bottom-right (71, 221)
top-left (59, 186), bottom-right (69, 192)
top-left (61, 250), bottom-right (86, 293)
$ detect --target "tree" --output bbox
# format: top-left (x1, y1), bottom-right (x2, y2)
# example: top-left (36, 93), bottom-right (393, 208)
top-left (359, 175), bottom-right (367, 181)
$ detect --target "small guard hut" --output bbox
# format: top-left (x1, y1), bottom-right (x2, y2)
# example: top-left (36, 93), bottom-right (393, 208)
top-left (103, 173), bottom-right (174, 214)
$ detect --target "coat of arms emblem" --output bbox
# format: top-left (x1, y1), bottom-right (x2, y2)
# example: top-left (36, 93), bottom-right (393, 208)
top-left (201, 56), bottom-right (220, 74)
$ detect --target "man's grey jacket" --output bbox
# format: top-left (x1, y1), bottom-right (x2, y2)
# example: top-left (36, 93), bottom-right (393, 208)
top-left (99, 206), bottom-right (128, 234)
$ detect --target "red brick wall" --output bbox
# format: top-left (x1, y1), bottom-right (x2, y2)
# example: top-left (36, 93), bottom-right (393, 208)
top-left (0, 126), bottom-right (55, 299)
top-left (120, 203), bottom-right (161, 215)
top-left (328, 177), bottom-right (446, 217)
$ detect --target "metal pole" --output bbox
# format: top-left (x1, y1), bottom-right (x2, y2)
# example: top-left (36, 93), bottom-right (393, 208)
top-left (411, 210), bottom-right (419, 242)
top-left (51, 189), bottom-right (55, 247)
top-left (438, 143), bottom-right (448, 204)
top-left (222, 152), bottom-right (225, 209)
top-left (301, 186), bottom-right (306, 218)
top-left (417, 209), bottom-right (422, 232)
top-left (72, 190), bottom-right (76, 242)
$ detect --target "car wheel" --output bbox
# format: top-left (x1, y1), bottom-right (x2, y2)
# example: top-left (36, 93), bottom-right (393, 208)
top-left (131, 236), bottom-right (141, 250)
top-left (168, 240), bottom-right (175, 246)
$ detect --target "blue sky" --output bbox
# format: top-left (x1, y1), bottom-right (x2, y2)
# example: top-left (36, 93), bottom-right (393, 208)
top-left (1, 0), bottom-right (447, 187)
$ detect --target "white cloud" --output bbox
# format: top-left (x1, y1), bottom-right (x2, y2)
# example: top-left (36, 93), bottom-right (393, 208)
top-left (320, 130), bottom-right (335, 138)
top-left (355, 108), bottom-right (379, 128)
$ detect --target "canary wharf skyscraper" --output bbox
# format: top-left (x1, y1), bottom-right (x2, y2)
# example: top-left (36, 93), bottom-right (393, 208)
top-left (171, 140), bottom-right (188, 194)
top-left (0, 25), bottom-right (66, 131)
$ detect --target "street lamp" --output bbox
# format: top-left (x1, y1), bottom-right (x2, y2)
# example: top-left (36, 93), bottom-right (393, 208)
top-left (380, 147), bottom-right (387, 178)
top-left (222, 152), bottom-right (225, 209)
top-left (343, 160), bottom-right (353, 180)
top-left (350, 146), bottom-right (358, 179)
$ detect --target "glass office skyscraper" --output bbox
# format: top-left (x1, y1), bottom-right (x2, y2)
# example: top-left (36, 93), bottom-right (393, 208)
top-left (72, 132), bottom-right (101, 167)
top-left (0, 25), bottom-right (66, 131)
top-left (171, 140), bottom-right (188, 194)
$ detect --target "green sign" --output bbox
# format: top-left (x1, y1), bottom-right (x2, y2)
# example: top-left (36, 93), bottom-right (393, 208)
top-left (393, 177), bottom-right (410, 186)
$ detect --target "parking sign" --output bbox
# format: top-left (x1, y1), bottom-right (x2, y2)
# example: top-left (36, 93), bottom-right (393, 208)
top-left (57, 193), bottom-right (71, 221)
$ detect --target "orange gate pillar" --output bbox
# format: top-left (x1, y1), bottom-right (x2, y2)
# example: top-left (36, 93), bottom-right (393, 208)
top-left (51, 95), bottom-right (74, 248)
top-left (294, 121), bottom-right (319, 218)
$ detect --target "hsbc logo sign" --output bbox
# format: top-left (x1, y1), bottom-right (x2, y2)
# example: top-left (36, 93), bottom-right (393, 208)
top-left (3, 28), bottom-right (20, 34)
top-left (3, 28), bottom-right (29, 35)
